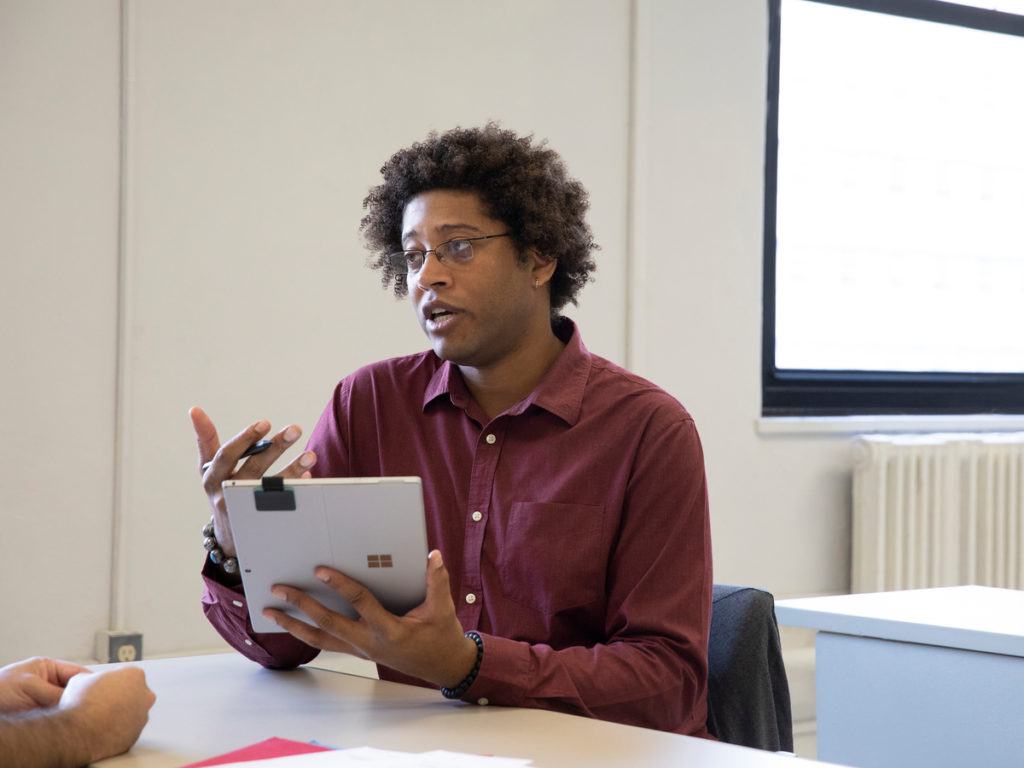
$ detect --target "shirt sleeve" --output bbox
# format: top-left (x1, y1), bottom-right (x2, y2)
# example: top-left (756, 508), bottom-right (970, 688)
top-left (200, 557), bottom-right (320, 669)
top-left (457, 412), bottom-right (713, 737)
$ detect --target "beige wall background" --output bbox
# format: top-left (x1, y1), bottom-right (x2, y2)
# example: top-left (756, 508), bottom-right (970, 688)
top-left (2, 0), bottom-right (853, 665)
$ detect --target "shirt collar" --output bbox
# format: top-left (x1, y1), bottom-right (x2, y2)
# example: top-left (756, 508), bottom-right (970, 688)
top-left (422, 317), bottom-right (592, 426)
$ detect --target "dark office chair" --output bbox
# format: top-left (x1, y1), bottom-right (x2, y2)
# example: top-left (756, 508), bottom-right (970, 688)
top-left (706, 584), bottom-right (794, 752)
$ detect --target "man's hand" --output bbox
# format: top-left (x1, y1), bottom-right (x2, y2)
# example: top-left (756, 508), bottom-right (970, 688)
top-left (59, 665), bottom-right (156, 762)
top-left (0, 661), bottom-right (155, 767)
top-left (189, 405), bottom-right (317, 558)
top-left (263, 550), bottom-right (479, 689)
top-left (0, 657), bottom-right (87, 713)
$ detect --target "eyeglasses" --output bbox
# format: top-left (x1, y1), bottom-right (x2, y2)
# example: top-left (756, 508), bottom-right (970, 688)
top-left (388, 233), bottom-right (511, 275)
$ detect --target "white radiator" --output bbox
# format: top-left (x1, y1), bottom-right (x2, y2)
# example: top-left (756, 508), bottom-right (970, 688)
top-left (851, 433), bottom-right (1024, 593)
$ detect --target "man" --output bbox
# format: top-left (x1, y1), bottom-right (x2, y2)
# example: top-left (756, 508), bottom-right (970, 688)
top-left (193, 123), bottom-right (712, 736)
top-left (0, 656), bottom-right (155, 766)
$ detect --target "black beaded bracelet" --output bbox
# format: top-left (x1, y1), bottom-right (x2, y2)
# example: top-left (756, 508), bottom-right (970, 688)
top-left (441, 631), bottom-right (483, 700)
top-left (202, 516), bottom-right (239, 574)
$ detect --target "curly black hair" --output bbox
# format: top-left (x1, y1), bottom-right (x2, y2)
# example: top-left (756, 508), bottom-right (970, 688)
top-left (360, 123), bottom-right (598, 312)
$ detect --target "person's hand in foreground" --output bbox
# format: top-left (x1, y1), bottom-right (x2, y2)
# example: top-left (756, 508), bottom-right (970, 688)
top-left (0, 658), bottom-right (156, 767)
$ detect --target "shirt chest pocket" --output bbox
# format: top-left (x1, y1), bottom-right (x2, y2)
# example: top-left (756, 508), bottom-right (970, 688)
top-left (497, 501), bottom-right (606, 614)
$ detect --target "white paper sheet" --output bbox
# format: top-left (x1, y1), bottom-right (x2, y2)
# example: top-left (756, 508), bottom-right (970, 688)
top-left (209, 746), bottom-right (533, 768)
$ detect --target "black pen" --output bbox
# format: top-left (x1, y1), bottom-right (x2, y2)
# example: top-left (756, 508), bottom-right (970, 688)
top-left (201, 439), bottom-right (273, 473)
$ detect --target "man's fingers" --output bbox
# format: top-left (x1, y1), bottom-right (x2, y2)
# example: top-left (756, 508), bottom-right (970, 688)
top-left (280, 450), bottom-right (317, 478)
top-left (262, 608), bottom-right (367, 659)
top-left (190, 406), bottom-right (221, 469)
top-left (270, 584), bottom-right (343, 631)
top-left (263, 586), bottom-right (368, 657)
top-left (312, 567), bottom-right (393, 626)
top-left (229, 423), bottom-right (304, 478)
top-left (48, 660), bottom-right (91, 687)
top-left (192, 408), bottom-right (312, 480)
top-left (16, 675), bottom-right (66, 709)
top-left (201, 419), bottom-right (272, 479)
top-left (269, 569), bottom-right (395, 650)
top-left (424, 550), bottom-right (451, 606)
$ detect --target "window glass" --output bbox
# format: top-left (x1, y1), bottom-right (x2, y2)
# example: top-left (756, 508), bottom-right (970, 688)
top-left (764, 0), bottom-right (1024, 414)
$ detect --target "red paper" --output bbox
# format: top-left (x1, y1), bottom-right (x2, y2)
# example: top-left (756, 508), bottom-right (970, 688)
top-left (181, 736), bottom-right (333, 766)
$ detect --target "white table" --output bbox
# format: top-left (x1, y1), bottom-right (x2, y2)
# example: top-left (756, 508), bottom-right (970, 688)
top-left (94, 652), bottom-right (837, 767)
top-left (775, 585), bottom-right (1024, 768)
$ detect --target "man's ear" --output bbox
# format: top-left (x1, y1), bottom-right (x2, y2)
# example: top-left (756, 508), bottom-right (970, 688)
top-left (528, 248), bottom-right (557, 287)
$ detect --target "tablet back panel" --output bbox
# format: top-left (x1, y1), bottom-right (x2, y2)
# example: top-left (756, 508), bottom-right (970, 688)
top-left (222, 477), bottom-right (427, 633)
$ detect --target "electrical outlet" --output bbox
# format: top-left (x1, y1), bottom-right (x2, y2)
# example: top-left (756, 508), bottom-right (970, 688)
top-left (95, 631), bottom-right (143, 663)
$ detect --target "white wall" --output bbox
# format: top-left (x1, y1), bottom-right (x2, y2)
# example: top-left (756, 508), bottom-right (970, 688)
top-left (1, 0), bottom-right (853, 665)
top-left (632, 0), bottom-right (852, 597)
top-left (1, 0), bottom-right (122, 661)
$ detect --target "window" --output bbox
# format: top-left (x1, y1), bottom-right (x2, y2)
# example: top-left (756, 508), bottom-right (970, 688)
top-left (763, 0), bottom-right (1024, 415)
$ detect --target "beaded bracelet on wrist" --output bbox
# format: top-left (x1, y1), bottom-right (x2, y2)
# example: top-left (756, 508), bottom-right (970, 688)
top-left (202, 516), bottom-right (239, 574)
top-left (441, 631), bottom-right (483, 700)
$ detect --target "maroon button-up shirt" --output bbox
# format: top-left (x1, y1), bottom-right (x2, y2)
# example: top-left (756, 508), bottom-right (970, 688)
top-left (202, 319), bottom-right (712, 736)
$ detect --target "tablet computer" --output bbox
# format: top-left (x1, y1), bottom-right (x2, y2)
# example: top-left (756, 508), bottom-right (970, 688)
top-left (222, 476), bottom-right (428, 634)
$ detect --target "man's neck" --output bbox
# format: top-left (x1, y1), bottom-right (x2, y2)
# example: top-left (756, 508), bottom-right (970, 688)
top-left (459, 322), bottom-right (566, 422)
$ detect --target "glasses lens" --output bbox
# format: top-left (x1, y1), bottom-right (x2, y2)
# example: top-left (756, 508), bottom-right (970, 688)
top-left (389, 251), bottom-right (424, 273)
top-left (439, 239), bottom-right (474, 264)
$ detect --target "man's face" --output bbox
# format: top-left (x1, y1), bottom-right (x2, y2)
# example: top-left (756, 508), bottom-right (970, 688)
top-left (401, 189), bottom-right (538, 371)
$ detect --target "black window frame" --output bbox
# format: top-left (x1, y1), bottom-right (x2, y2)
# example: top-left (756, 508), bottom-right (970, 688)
top-left (762, 0), bottom-right (1024, 417)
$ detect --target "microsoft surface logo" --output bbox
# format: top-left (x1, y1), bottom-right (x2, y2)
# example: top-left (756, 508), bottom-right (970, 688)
top-left (366, 554), bottom-right (393, 568)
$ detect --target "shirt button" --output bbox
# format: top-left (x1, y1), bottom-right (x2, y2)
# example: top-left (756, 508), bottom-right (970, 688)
top-left (465, 593), bottom-right (477, 605)
top-left (477, 698), bottom-right (490, 706)
top-left (232, 600), bottom-right (245, 608)
top-left (244, 639), bottom-right (254, 646)
top-left (472, 510), bottom-right (483, 522)
top-left (485, 434), bottom-right (496, 445)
